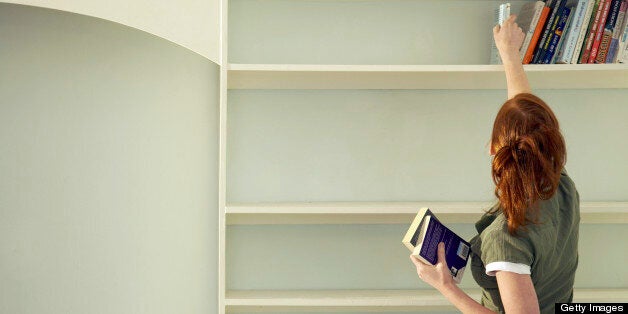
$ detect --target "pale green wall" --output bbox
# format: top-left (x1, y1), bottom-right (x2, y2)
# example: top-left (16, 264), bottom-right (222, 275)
top-left (227, 224), bottom-right (628, 290)
top-left (227, 89), bottom-right (628, 202)
top-left (228, 0), bottom-right (532, 65)
top-left (226, 89), bottom-right (628, 293)
top-left (0, 4), bottom-right (219, 314)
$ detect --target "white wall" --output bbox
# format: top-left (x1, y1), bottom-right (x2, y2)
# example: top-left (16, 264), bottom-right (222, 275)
top-left (0, 4), bottom-right (219, 314)
top-left (1, 0), bottom-right (221, 63)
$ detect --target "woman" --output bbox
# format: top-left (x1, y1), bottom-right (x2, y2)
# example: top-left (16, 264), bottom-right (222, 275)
top-left (409, 15), bottom-right (580, 314)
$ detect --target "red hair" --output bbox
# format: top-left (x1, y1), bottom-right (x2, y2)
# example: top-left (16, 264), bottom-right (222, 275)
top-left (491, 93), bottom-right (566, 235)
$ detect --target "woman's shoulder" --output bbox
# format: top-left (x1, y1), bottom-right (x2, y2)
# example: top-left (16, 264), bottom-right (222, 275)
top-left (542, 167), bottom-right (580, 224)
top-left (479, 207), bottom-right (550, 247)
top-left (478, 212), bottom-right (535, 266)
top-left (480, 213), bottom-right (532, 242)
top-left (558, 168), bottom-right (578, 196)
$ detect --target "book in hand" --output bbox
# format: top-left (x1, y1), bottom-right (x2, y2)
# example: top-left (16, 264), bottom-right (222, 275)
top-left (490, 3), bottom-right (511, 64)
top-left (402, 208), bottom-right (471, 283)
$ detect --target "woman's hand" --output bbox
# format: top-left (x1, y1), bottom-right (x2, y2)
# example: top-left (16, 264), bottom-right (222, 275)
top-left (492, 14), bottom-right (531, 98)
top-left (493, 14), bottom-right (525, 62)
top-left (409, 242), bottom-right (455, 292)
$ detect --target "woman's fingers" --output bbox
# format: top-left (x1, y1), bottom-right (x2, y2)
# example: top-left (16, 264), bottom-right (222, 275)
top-left (411, 255), bottom-right (429, 279)
top-left (409, 254), bottom-right (421, 267)
top-left (500, 14), bottom-right (518, 32)
top-left (410, 254), bottom-right (430, 268)
top-left (495, 15), bottom-right (518, 32)
top-left (437, 242), bottom-right (448, 266)
top-left (505, 14), bottom-right (517, 25)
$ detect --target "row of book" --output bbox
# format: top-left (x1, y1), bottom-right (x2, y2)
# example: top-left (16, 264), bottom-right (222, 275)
top-left (491, 0), bottom-right (628, 64)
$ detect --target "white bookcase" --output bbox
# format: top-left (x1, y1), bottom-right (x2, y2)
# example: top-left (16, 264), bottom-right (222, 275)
top-left (218, 0), bottom-right (628, 313)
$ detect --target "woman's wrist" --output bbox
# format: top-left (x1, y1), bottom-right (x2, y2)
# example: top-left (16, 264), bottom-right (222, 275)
top-left (437, 281), bottom-right (459, 296)
top-left (437, 282), bottom-right (494, 314)
top-left (499, 47), bottom-right (521, 62)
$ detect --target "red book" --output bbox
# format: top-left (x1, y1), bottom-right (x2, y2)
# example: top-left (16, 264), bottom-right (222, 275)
top-left (524, 6), bottom-right (551, 64)
top-left (589, 0), bottom-right (613, 62)
top-left (580, 0), bottom-right (608, 63)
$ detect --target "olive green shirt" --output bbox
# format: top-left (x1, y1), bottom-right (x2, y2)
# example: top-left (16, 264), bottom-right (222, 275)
top-left (469, 169), bottom-right (580, 314)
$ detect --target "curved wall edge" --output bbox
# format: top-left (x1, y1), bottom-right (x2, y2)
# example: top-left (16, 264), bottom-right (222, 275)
top-left (0, 0), bottom-right (221, 64)
top-left (1, 3), bottom-right (219, 313)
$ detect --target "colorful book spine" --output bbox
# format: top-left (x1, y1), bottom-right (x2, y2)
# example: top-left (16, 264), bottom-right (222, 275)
top-left (573, 0), bottom-right (600, 62)
top-left (525, 6), bottom-right (552, 63)
top-left (588, 0), bottom-right (612, 62)
top-left (534, 0), bottom-right (565, 63)
top-left (520, 1), bottom-right (547, 62)
top-left (595, 0), bottom-right (622, 62)
top-left (557, 0), bottom-right (591, 63)
top-left (607, 0), bottom-right (628, 62)
top-left (544, 7), bottom-right (573, 63)
top-left (618, 11), bottom-right (628, 62)
top-left (553, 6), bottom-right (577, 63)
top-left (540, 1), bottom-right (570, 63)
top-left (580, 0), bottom-right (607, 62)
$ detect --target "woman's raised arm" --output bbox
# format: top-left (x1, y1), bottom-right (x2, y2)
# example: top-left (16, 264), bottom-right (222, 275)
top-left (493, 15), bottom-right (532, 99)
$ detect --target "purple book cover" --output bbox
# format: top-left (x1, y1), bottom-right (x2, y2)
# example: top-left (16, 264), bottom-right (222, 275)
top-left (418, 215), bottom-right (471, 279)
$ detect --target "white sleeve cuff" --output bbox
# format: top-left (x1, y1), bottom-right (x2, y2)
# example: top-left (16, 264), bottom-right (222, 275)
top-left (485, 261), bottom-right (531, 276)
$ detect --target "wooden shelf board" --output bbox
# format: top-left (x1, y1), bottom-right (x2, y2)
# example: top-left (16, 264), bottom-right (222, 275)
top-left (225, 289), bottom-right (628, 312)
top-left (225, 202), bottom-right (628, 224)
top-left (228, 63), bottom-right (628, 90)
top-left (226, 289), bottom-right (478, 312)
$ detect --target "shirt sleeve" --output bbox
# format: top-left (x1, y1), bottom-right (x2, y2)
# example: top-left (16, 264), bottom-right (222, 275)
top-left (480, 227), bottom-right (534, 276)
top-left (485, 261), bottom-right (531, 276)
